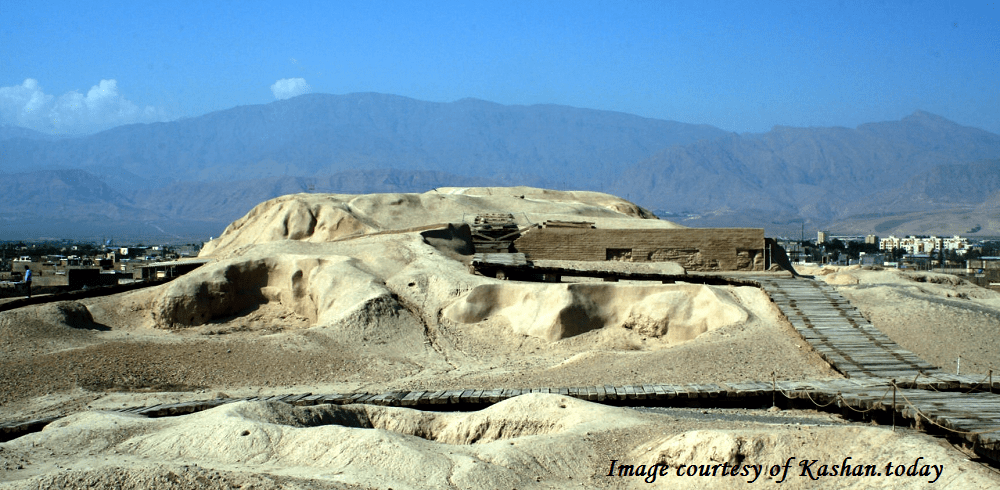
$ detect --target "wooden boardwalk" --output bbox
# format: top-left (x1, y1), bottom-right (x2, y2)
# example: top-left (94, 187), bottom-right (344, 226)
top-left (5, 378), bottom-right (998, 461)
top-left (756, 277), bottom-right (941, 378)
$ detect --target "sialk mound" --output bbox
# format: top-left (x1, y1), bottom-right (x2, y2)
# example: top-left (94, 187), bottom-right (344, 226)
top-left (4, 188), bottom-right (997, 488)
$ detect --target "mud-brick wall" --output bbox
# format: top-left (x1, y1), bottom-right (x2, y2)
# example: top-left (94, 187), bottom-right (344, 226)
top-left (513, 227), bottom-right (766, 271)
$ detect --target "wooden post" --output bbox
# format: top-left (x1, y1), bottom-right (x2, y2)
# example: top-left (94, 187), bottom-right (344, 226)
top-left (771, 371), bottom-right (776, 408)
top-left (891, 380), bottom-right (896, 432)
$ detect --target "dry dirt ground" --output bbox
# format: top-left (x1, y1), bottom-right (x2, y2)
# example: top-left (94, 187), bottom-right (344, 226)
top-left (2, 188), bottom-right (1000, 488)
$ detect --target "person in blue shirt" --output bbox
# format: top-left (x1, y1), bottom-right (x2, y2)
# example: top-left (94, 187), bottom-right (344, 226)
top-left (23, 266), bottom-right (32, 298)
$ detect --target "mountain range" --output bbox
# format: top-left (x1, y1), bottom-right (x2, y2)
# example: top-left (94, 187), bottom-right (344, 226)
top-left (2, 93), bottom-right (998, 241)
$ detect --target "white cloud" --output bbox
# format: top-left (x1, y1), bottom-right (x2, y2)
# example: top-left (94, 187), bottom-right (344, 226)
top-left (0, 78), bottom-right (166, 135)
top-left (270, 78), bottom-right (311, 100)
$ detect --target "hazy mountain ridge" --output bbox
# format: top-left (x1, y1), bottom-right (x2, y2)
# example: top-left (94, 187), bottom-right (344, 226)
top-left (0, 169), bottom-right (141, 218)
top-left (0, 124), bottom-right (63, 141)
top-left (1, 93), bottom-right (728, 186)
top-left (128, 169), bottom-right (510, 223)
top-left (0, 168), bottom-right (510, 240)
top-left (2, 94), bottom-right (998, 240)
top-left (610, 112), bottom-right (1000, 224)
top-left (891, 159), bottom-right (1000, 206)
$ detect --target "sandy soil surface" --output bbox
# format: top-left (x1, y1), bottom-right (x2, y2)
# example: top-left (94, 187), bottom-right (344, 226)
top-left (2, 188), bottom-right (999, 488)
top-left (4, 395), bottom-right (997, 489)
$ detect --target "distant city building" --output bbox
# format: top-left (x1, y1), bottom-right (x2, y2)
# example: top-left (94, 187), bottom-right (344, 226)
top-left (879, 235), bottom-right (969, 255)
top-left (817, 231), bottom-right (827, 243)
top-left (778, 239), bottom-right (806, 262)
top-left (943, 236), bottom-right (970, 254)
top-left (829, 235), bottom-right (865, 243)
top-left (865, 235), bottom-right (879, 245)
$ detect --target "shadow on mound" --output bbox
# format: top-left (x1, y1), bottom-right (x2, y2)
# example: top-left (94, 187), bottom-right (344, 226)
top-left (54, 302), bottom-right (111, 331)
top-left (230, 393), bottom-right (619, 445)
top-left (765, 238), bottom-right (805, 277)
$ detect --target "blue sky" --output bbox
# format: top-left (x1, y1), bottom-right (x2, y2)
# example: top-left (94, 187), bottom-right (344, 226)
top-left (1, 0), bottom-right (998, 135)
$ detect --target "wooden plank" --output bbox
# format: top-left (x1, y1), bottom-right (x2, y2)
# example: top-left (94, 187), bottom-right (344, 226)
top-left (368, 392), bottom-right (396, 406)
top-left (401, 391), bottom-right (425, 406)
top-left (702, 383), bottom-right (722, 398)
top-left (383, 392), bottom-right (406, 406)
top-left (658, 384), bottom-right (677, 399)
top-left (418, 391), bottom-right (438, 404)
top-left (614, 386), bottom-right (625, 400)
top-left (320, 394), bottom-right (348, 404)
top-left (725, 382), bottom-right (761, 398)
top-left (642, 385), bottom-right (656, 400)
top-left (672, 384), bottom-right (690, 398)
top-left (429, 390), bottom-right (450, 404)
top-left (652, 384), bottom-right (670, 399)
top-left (633, 385), bottom-right (647, 400)
top-left (685, 384), bottom-right (704, 399)
top-left (136, 404), bottom-right (165, 415)
top-left (469, 389), bottom-right (485, 404)
top-left (604, 385), bottom-right (618, 400)
top-left (299, 394), bottom-right (324, 405)
top-left (282, 393), bottom-right (310, 403)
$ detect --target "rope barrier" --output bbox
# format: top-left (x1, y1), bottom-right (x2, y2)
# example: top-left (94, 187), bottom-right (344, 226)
top-left (832, 388), bottom-right (893, 414)
top-left (891, 382), bottom-right (1000, 438)
top-left (919, 370), bottom-right (996, 395)
top-left (772, 380), bottom-right (1000, 443)
top-left (771, 382), bottom-right (843, 409)
top-left (772, 382), bottom-right (892, 414)
top-left (801, 389), bottom-right (841, 409)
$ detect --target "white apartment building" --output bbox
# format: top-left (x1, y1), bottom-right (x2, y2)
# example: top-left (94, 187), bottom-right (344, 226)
top-left (879, 235), bottom-right (969, 255)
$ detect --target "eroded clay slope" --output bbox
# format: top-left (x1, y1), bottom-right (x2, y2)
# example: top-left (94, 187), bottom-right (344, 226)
top-left (200, 186), bottom-right (677, 257)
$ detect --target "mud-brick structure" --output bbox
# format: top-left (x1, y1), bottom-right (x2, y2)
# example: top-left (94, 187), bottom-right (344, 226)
top-left (470, 214), bottom-right (524, 253)
top-left (513, 223), bottom-right (767, 272)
